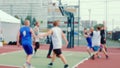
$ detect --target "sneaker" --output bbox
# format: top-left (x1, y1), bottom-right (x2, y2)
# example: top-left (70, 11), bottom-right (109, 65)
top-left (97, 55), bottom-right (101, 59)
top-left (47, 56), bottom-right (52, 58)
top-left (23, 62), bottom-right (35, 68)
top-left (64, 64), bottom-right (69, 68)
top-left (23, 63), bottom-right (27, 68)
top-left (90, 55), bottom-right (95, 60)
top-left (48, 63), bottom-right (53, 67)
top-left (106, 55), bottom-right (109, 59)
top-left (29, 65), bottom-right (35, 68)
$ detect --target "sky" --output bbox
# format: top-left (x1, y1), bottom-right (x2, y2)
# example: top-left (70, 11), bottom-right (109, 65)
top-left (52, 0), bottom-right (120, 31)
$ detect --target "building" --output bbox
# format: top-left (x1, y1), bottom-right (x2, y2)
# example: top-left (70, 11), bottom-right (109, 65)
top-left (0, 10), bottom-right (20, 43)
top-left (0, 0), bottom-right (52, 28)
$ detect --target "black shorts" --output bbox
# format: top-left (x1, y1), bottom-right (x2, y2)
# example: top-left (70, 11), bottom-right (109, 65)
top-left (53, 49), bottom-right (62, 56)
top-left (35, 42), bottom-right (40, 48)
top-left (101, 38), bottom-right (106, 44)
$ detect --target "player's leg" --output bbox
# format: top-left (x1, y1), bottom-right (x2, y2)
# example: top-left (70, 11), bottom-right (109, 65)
top-left (34, 42), bottom-right (40, 54)
top-left (48, 51), bottom-right (56, 67)
top-left (47, 42), bottom-right (53, 58)
top-left (59, 54), bottom-right (69, 68)
top-left (91, 46), bottom-right (100, 60)
top-left (103, 44), bottom-right (107, 52)
top-left (55, 49), bottom-right (69, 68)
top-left (101, 39), bottom-right (107, 52)
top-left (87, 38), bottom-right (92, 56)
top-left (102, 47), bottom-right (109, 59)
top-left (87, 47), bottom-right (92, 56)
top-left (23, 45), bottom-right (34, 68)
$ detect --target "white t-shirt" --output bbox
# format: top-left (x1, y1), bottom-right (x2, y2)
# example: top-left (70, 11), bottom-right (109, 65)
top-left (92, 31), bottom-right (101, 46)
top-left (51, 27), bottom-right (62, 49)
top-left (33, 26), bottom-right (39, 42)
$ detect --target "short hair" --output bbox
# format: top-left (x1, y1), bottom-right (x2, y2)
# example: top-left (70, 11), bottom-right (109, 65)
top-left (35, 21), bottom-right (39, 25)
top-left (53, 20), bottom-right (60, 26)
top-left (97, 27), bottom-right (101, 30)
top-left (24, 20), bottom-right (30, 25)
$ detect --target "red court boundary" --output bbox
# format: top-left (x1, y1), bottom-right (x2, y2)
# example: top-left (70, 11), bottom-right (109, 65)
top-left (0, 45), bottom-right (120, 68)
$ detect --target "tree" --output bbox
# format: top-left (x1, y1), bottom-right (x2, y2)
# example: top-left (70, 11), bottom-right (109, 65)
top-left (21, 18), bottom-right (24, 25)
top-left (32, 17), bottom-right (37, 27)
top-left (14, 15), bottom-right (20, 19)
top-left (94, 24), bottom-right (104, 30)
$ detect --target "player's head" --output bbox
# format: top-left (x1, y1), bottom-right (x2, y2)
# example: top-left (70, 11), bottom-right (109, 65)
top-left (97, 26), bottom-right (101, 31)
top-left (53, 20), bottom-right (60, 27)
top-left (90, 27), bottom-right (94, 32)
top-left (84, 28), bottom-right (87, 32)
top-left (101, 25), bottom-right (104, 30)
top-left (35, 21), bottom-right (40, 27)
top-left (24, 20), bottom-right (30, 26)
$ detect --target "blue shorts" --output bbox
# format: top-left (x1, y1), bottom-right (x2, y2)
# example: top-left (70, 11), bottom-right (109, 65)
top-left (22, 44), bottom-right (33, 55)
top-left (86, 37), bottom-right (92, 48)
top-left (92, 46), bottom-right (100, 52)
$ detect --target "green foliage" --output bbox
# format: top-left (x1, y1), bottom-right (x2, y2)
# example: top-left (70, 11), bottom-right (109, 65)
top-left (14, 15), bottom-right (20, 19)
top-left (21, 18), bottom-right (24, 25)
top-left (94, 24), bottom-right (104, 30)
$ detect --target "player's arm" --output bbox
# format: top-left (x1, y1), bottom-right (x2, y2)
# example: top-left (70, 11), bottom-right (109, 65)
top-left (62, 32), bottom-right (68, 46)
top-left (83, 33), bottom-right (89, 38)
top-left (30, 28), bottom-right (36, 38)
top-left (38, 29), bottom-right (53, 38)
top-left (17, 31), bottom-right (20, 46)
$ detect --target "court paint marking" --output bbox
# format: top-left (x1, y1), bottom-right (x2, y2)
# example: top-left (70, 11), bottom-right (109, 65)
top-left (0, 50), bottom-right (22, 55)
top-left (0, 64), bottom-right (21, 68)
top-left (72, 57), bottom-right (89, 68)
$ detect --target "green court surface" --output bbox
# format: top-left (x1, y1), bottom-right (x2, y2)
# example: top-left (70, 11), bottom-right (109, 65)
top-left (0, 50), bottom-right (89, 68)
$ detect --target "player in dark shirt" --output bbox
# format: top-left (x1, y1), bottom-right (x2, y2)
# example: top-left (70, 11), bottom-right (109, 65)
top-left (100, 26), bottom-right (107, 52)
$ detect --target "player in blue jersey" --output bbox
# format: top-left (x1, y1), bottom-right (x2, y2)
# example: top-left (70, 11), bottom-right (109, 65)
top-left (83, 28), bottom-right (92, 56)
top-left (17, 20), bottom-right (36, 68)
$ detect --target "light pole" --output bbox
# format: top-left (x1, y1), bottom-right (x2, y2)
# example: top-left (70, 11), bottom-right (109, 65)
top-left (88, 9), bottom-right (91, 27)
top-left (78, 0), bottom-right (80, 45)
top-left (105, 0), bottom-right (108, 39)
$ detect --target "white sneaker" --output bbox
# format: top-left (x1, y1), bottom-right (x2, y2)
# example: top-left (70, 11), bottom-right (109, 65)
top-left (29, 65), bottom-right (35, 68)
top-left (23, 63), bottom-right (27, 68)
top-left (23, 63), bottom-right (35, 68)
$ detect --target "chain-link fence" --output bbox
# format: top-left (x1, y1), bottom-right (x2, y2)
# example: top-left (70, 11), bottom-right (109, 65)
top-left (0, 0), bottom-right (120, 47)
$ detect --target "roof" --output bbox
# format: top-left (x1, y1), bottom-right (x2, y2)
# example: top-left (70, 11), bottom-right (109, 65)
top-left (0, 10), bottom-right (20, 23)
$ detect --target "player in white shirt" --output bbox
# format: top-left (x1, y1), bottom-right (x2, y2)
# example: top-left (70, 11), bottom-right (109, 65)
top-left (39, 20), bottom-right (69, 68)
top-left (91, 27), bottom-right (108, 60)
top-left (33, 22), bottom-right (40, 54)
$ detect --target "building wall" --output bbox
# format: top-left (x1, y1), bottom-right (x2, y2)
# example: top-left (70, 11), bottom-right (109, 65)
top-left (0, 0), bottom-right (51, 28)
top-left (1, 22), bottom-right (20, 43)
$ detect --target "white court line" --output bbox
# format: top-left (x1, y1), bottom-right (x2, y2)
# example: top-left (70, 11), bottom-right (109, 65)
top-left (0, 64), bottom-right (21, 68)
top-left (0, 50), bottom-right (22, 55)
top-left (72, 57), bottom-right (89, 68)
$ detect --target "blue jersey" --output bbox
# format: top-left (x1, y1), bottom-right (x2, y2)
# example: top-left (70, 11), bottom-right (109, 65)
top-left (86, 37), bottom-right (92, 48)
top-left (20, 26), bottom-right (32, 46)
